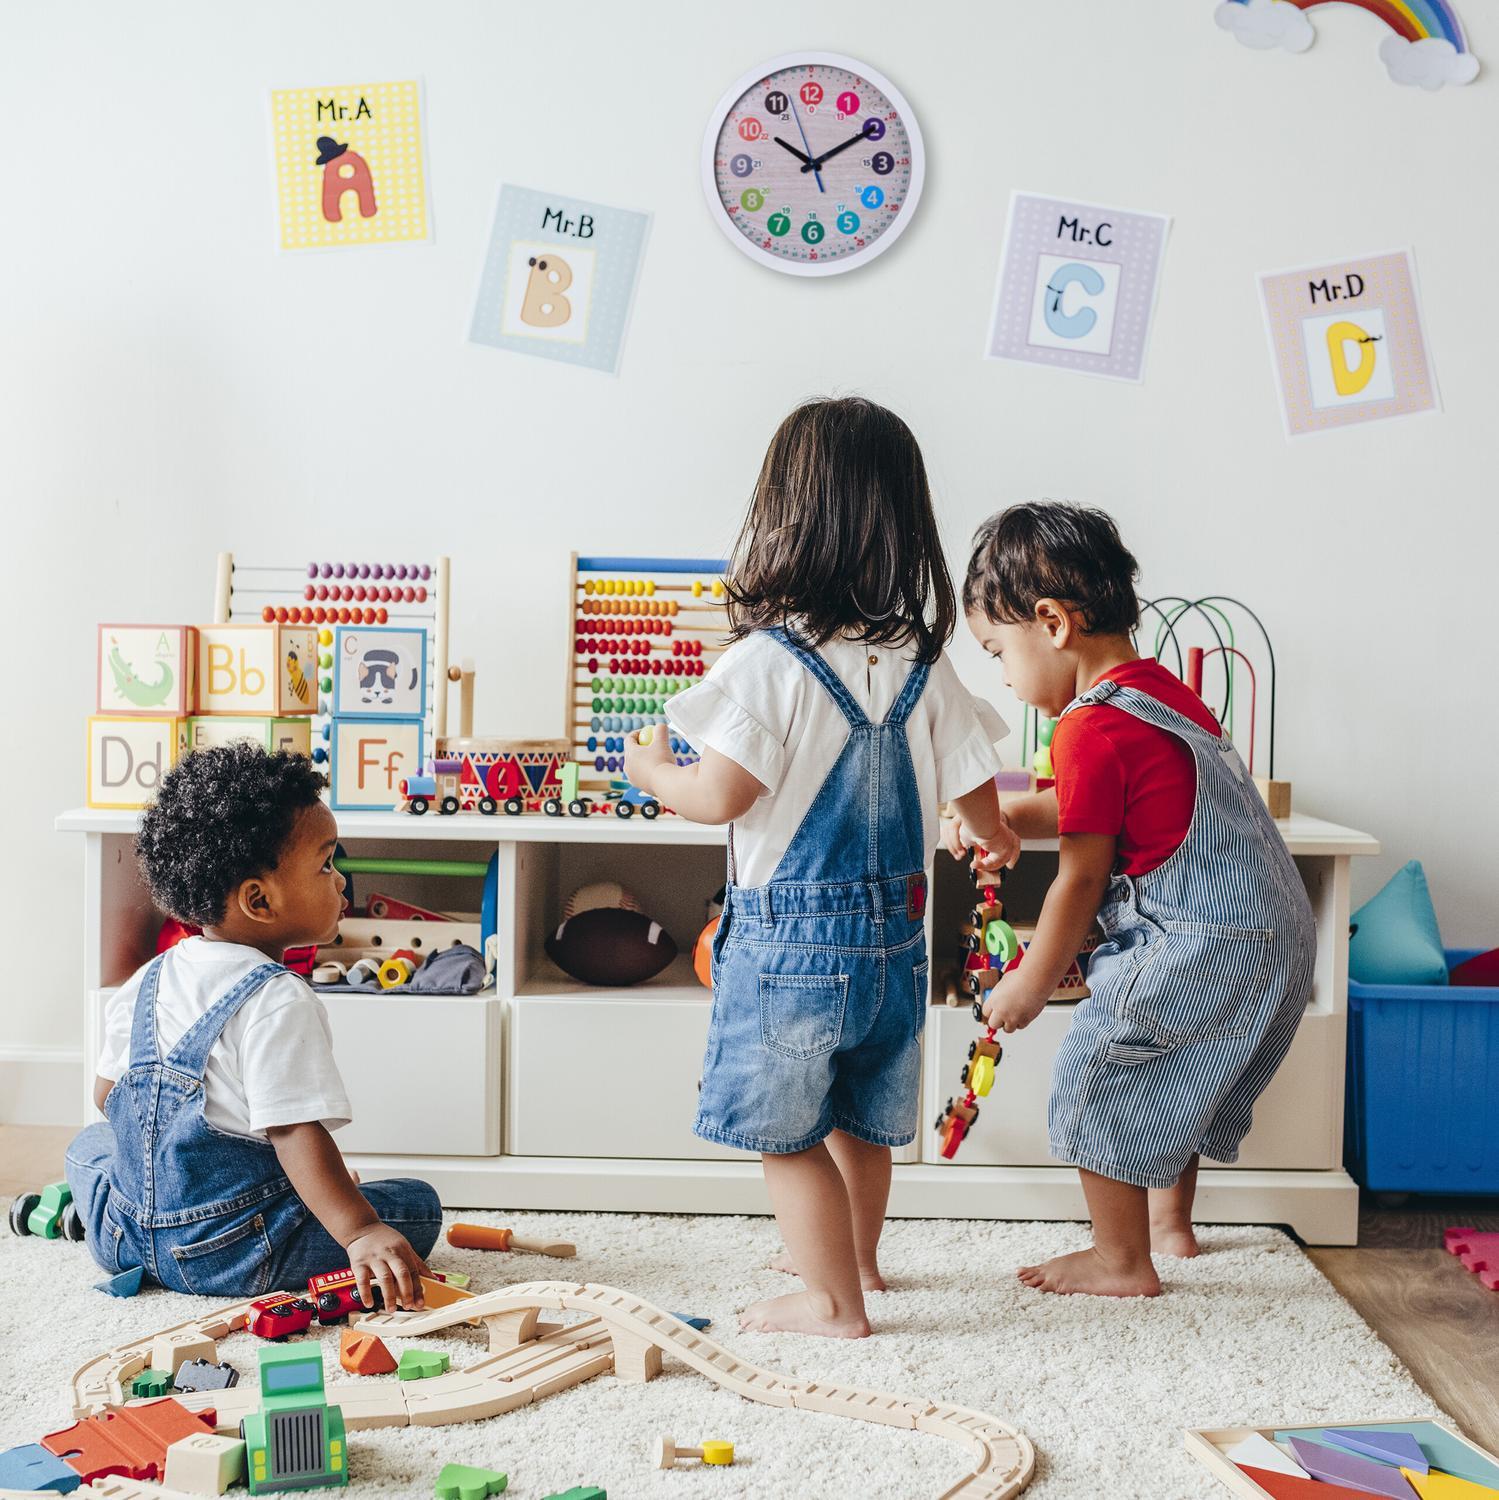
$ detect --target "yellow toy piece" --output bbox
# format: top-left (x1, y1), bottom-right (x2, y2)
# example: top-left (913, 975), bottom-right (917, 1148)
top-left (637, 727), bottom-right (653, 747)
top-left (702, 1440), bottom-right (734, 1465)
top-left (969, 1054), bottom-right (996, 1097)
top-left (377, 955), bottom-right (415, 989)
top-left (1402, 1469), bottom-right (1499, 1500)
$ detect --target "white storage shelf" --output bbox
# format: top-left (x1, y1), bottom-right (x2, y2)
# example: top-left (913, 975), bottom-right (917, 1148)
top-left (58, 808), bottom-right (1378, 1243)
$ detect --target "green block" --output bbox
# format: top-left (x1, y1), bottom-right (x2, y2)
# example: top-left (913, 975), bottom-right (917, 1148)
top-left (543, 1490), bottom-right (605, 1500)
top-left (131, 1368), bottom-right (173, 1398)
top-left (28, 1182), bottom-right (73, 1238)
top-left (434, 1462), bottom-right (507, 1500)
top-left (397, 1348), bottom-right (450, 1381)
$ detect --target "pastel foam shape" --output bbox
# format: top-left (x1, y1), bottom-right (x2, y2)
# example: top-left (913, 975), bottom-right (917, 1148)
top-left (94, 1265), bottom-right (144, 1297)
top-left (1227, 1434), bottom-right (1309, 1478)
top-left (1348, 860), bottom-right (1447, 985)
top-left (1287, 1437), bottom-right (1418, 1499)
top-left (0, 1443), bottom-right (81, 1492)
top-left (1326, 1428), bottom-right (1431, 1473)
top-left (1445, 1228), bottom-right (1499, 1292)
top-left (1238, 1465), bottom-right (1390, 1500)
top-left (1276, 1427), bottom-right (1499, 1492)
top-left (1402, 1470), bottom-right (1499, 1500)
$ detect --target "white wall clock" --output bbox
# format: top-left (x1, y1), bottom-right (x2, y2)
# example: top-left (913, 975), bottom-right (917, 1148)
top-left (701, 52), bottom-right (925, 277)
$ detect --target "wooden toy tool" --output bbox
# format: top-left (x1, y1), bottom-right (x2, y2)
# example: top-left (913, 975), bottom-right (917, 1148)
top-left (445, 1223), bottom-right (577, 1258)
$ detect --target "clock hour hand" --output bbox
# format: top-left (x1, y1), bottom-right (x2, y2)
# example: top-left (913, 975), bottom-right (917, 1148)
top-left (772, 135), bottom-right (814, 166)
top-left (801, 120), bottom-right (879, 173)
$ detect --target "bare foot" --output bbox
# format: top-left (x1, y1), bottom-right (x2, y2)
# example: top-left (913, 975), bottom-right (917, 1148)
top-left (1150, 1225), bottom-right (1200, 1258)
top-left (739, 1291), bottom-right (871, 1338)
top-left (769, 1249), bottom-right (888, 1292)
top-left (1016, 1247), bottom-right (1161, 1297)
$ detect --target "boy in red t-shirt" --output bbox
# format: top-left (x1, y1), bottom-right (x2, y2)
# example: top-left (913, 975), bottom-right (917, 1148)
top-left (949, 502), bottom-right (1315, 1297)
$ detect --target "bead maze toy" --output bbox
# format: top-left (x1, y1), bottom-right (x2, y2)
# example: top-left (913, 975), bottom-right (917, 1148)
top-left (61, 1283), bottom-right (1036, 1499)
top-left (566, 555), bottom-right (729, 815)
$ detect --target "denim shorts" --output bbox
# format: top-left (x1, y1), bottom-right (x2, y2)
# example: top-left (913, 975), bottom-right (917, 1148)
top-left (692, 888), bottom-right (929, 1154)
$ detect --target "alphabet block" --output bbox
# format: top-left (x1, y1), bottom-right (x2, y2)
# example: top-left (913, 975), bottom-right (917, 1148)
top-left (187, 716), bottom-right (312, 758)
top-left (330, 718), bottom-right (424, 810)
top-left (165, 1432), bottom-right (246, 1494)
top-left (333, 625), bottom-right (427, 720)
top-left (97, 625), bottom-right (197, 717)
top-left (87, 716), bottom-right (188, 808)
top-left (196, 624), bottom-right (318, 716)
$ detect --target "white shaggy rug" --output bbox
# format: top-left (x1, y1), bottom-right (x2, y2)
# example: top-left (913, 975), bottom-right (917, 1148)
top-left (0, 1210), bottom-right (1444, 1500)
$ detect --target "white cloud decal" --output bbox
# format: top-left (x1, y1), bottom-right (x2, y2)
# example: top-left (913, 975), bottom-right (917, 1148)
top-left (1215, 0), bottom-right (1315, 53)
top-left (1378, 33), bottom-right (1480, 90)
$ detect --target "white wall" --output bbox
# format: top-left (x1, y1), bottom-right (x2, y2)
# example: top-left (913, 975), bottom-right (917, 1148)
top-left (3, 1), bottom-right (1494, 1110)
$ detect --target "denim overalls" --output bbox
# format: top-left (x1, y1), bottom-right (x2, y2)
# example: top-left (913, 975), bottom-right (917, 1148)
top-left (66, 953), bottom-right (441, 1295)
top-left (693, 629), bottom-right (932, 1154)
top-left (1049, 680), bottom-right (1317, 1189)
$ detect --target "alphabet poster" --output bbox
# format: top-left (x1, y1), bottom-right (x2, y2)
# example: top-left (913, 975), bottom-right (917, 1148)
top-left (1259, 250), bottom-right (1439, 438)
top-left (269, 80), bottom-right (431, 250)
top-left (469, 185), bottom-right (651, 374)
top-left (986, 192), bottom-right (1171, 383)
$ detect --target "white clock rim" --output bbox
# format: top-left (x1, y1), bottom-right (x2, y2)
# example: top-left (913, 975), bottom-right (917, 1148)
top-left (699, 51), bottom-right (926, 279)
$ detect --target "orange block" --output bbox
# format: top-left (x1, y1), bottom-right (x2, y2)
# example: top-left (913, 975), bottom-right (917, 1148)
top-left (419, 1274), bottom-right (477, 1311)
top-left (339, 1327), bottom-right (397, 1376)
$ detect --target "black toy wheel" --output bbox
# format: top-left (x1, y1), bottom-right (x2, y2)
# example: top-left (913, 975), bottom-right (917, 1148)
top-left (568, 799), bottom-right (589, 817)
top-left (960, 1064), bottom-right (971, 1086)
top-left (967, 1040), bottom-right (978, 1060)
top-left (315, 1292), bottom-right (344, 1320)
top-left (641, 802), bottom-right (660, 820)
top-left (408, 798), bottom-right (429, 816)
top-left (543, 797), bottom-right (563, 817)
top-left (972, 1000), bottom-right (986, 1023)
top-left (9, 1193), bottom-right (39, 1236)
top-left (970, 1105), bottom-right (980, 1123)
top-left (440, 796), bottom-right (460, 816)
top-left (61, 1202), bottom-right (85, 1241)
top-left (478, 797), bottom-right (498, 816)
top-left (504, 797), bottom-right (524, 816)
top-left (615, 801), bottom-right (635, 819)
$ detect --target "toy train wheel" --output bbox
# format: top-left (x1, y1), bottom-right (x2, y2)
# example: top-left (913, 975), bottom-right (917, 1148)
top-left (503, 797), bottom-right (524, 816)
top-left (971, 1000), bottom-right (986, 1023)
top-left (439, 796), bottom-right (461, 816)
top-left (615, 801), bottom-right (635, 819)
top-left (315, 1292), bottom-right (346, 1322)
top-left (60, 1202), bottom-right (85, 1241)
top-left (568, 799), bottom-right (590, 817)
top-left (543, 797), bottom-right (563, 817)
top-left (8, 1193), bottom-right (39, 1236)
top-left (407, 798), bottom-right (429, 816)
top-left (478, 797), bottom-right (498, 816)
top-left (960, 1063), bottom-right (971, 1086)
top-left (641, 802), bottom-right (660, 820)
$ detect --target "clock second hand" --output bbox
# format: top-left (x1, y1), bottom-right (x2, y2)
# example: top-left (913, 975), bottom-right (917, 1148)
top-left (788, 91), bottom-right (824, 194)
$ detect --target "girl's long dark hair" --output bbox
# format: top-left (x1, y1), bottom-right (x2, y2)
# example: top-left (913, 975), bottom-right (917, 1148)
top-left (723, 396), bottom-right (955, 663)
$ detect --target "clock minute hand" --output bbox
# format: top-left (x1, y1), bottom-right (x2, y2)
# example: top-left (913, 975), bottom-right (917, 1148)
top-left (801, 123), bottom-right (876, 173)
top-left (772, 135), bottom-right (814, 165)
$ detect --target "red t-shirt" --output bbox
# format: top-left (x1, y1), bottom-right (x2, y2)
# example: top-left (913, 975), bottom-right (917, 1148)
top-left (1051, 659), bottom-right (1220, 877)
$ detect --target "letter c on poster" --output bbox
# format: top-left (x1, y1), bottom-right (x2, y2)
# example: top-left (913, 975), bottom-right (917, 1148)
top-left (1043, 262), bottom-right (1106, 339)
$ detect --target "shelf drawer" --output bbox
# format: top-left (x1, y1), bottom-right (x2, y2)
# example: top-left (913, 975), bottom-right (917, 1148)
top-left (508, 987), bottom-right (739, 1160)
top-left (322, 992), bottom-right (501, 1156)
top-left (920, 1003), bottom-right (1341, 1170)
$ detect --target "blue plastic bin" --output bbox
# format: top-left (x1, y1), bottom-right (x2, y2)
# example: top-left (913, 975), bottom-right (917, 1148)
top-left (1346, 948), bottom-right (1499, 1195)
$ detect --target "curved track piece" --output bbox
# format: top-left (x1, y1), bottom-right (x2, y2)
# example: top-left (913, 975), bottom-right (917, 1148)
top-left (70, 1281), bottom-right (1035, 1500)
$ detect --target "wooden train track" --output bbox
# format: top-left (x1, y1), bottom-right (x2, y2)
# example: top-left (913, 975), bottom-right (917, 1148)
top-left (66, 1281), bottom-right (1035, 1500)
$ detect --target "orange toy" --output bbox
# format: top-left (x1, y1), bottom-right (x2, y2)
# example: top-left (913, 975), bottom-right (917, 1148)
top-left (339, 1327), bottom-right (397, 1376)
top-left (693, 918), bottom-right (717, 987)
top-left (445, 1223), bottom-right (576, 1258)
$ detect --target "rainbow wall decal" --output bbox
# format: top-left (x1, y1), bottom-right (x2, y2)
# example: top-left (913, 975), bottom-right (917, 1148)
top-left (1216, 0), bottom-right (1479, 88)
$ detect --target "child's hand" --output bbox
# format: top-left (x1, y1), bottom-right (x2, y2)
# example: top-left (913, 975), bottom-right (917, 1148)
top-left (973, 814), bottom-right (1022, 875)
top-left (981, 971), bottom-right (1049, 1034)
top-left (346, 1223), bottom-right (430, 1313)
top-left (942, 815), bottom-right (975, 863)
top-left (623, 727), bottom-right (670, 796)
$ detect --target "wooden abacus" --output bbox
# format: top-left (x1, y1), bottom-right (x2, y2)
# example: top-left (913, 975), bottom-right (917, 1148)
top-left (213, 551), bottom-right (452, 742)
top-left (565, 554), bottom-right (731, 805)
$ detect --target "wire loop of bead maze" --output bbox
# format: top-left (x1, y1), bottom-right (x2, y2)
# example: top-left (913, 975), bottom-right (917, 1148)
top-left (565, 554), bottom-right (730, 801)
top-left (214, 552), bottom-right (452, 744)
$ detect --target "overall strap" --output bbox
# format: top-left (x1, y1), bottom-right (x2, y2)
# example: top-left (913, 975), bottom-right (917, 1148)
top-left (1064, 679), bottom-right (1230, 749)
top-left (766, 628), bottom-right (869, 729)
top-left (163, 962), bottom-right (288, 1078)
top-left (127, 955), bottom-right (168, 1071)
top-left (884, 658), bottom-right (931, 728)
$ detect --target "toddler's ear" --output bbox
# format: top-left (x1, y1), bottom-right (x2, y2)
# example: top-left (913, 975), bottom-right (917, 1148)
top-left (234, 876), bottom-right (276, 925)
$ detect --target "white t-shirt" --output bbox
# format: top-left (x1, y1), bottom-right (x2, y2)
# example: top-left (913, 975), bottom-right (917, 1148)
top-left (98, 938), bottom-right (352, 1139)
top-left (667, 631), bottom-right (1008, 888)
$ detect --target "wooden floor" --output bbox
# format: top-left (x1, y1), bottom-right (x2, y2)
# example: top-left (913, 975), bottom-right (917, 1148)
top-left (5, 1126), bottom-right (1497, 1455)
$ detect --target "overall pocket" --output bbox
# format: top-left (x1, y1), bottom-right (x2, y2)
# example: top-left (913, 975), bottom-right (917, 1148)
top-left (759, 973), bottom-right (848, 1060)
top-left (912, 959), bottom-right (930, 1040)
top-left (170, 1213), bottom-right (274, 1298)
top-left (1125, 921), bottom-right (1275, 1045)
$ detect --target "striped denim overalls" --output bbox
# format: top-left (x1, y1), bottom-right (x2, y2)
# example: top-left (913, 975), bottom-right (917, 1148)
top-left (692, 629), bottom-right (932, 1155)
top-left (1049, 680), bottom-right (1316, 1189)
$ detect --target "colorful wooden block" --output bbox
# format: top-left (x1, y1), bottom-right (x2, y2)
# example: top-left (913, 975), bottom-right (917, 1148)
top-left (434, 1462), bottom-right (508, 1499)
top-left (542, 1490), bottom-right (605, 1500)
top-left (1275, 1427), bottom-right (1499, 1492)
top-left (94, 1265), bottom-right (144, 1297)
top-left (86, 716), bottom-right (188, 809)
top-left (1327, 1429), bottom-right (1430, 1474)
top-left (97, 625), bottom-right (197, 717)
top-left (131, 1368), bottom-right (174, 1398)
top-left (187, 715), bottom-right (313, 757)
top-left (165, 1433), bottom-right (246, 1495)
top-left (1227, 1434), bottom-right (1309, 1478)
top-left (396, 1348), bottom-right (450, 1381)
top-left (0, 1443), bottom-right (81, 1493)
top-left (1403, 1470), bottom-right (1499, 1500)
top-left (1239, 1464), bottom-right (1390, 1500)
top-left (339, 1328), bottom-right (397, 1376)
top-left (1445, 1228), bottom-right (1499, 1292)
top-left (330, 717), bottom-right (424, 810)
top-left (333, 625), bottom-right (427, 720)
top-left (197, 623), bottom-right (318, 716)
top-left (1287, 1437), bottom-right (1418, 1499)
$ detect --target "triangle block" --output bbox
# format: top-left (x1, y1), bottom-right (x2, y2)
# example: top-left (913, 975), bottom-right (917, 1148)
top-left (1404, 1471), bottom-right (1499, 1500)
top-left (1239, 1465), bottom-right (1391, 1500)
top-left (1327, 1429), bottom-right (1431, 1474)
top-left (339, 1327), bottom-right (397, 1376)
top-left (1227, 1434), bottom-right (1309, 1478)
top-left (1288, 1438), bottom-right (1419, 1499)
top-left (94, 1265), bottom-right (144, 1298)
top-left (522, 760), bottom-right (549, 795)
top-left (1276, 1427), bottom-right (1499, 1493)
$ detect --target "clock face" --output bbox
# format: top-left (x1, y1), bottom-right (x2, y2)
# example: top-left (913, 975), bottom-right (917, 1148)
top-left (701, 53), bottom-right (924, 277)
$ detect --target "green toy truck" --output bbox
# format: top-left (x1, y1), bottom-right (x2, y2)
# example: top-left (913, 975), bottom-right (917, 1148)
top-left (242, 1344), bottom-right (347, 1493)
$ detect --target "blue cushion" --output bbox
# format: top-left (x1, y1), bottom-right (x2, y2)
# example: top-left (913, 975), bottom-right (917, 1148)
top-left (1349, 860), bottom-right (1447, 986)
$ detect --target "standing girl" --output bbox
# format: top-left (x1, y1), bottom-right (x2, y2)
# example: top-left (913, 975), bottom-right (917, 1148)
top-left (625, 397), bottom-right (1017, 1337)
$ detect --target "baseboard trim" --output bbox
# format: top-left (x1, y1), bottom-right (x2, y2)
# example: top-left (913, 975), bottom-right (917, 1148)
top-left (0, 1046), bottom-right (85, 1127)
